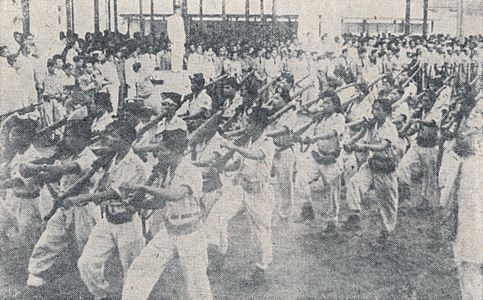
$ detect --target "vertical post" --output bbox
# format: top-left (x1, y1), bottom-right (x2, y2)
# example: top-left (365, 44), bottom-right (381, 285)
top-left (199, 0), bottom-right (203, 34)
top-left (182, 0), bottom-right (189, 41)
top-left (422, 0), bottom-right (428, 39)
top-left (222, 0), bottom-right (226, 22)
top-left (150, 0), bottom-right (155, 35)
top-left (272, 0), bottom-right (276, 36)
top-left (66, 0), bottom-right (73, 34)
top-left (245, 0), bottom-right (249, 31)
top-left (71, 0), bottom-right (75, 33)
top-left (94, 0), bottom-right (100, 32)
top-left (456, 0), bottom-right (464, 39)
top-left (139, 0), bottom-right (145, 36)
top-left (22, 0), bottom-right (30, 34)
top-left (404, 0), bottom-right (410, 35)
top-left (260, 0), bottom-right (264, 39)
top-left (260, 0), bottom-right (264, 22)
top-left (114, 0), bottom-right (118, 33)
top-left (107, 0), bottom-right (112, 32)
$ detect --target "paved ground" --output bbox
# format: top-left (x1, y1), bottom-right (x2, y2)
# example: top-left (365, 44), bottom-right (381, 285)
top-left (0, 199), bottom-right (460, 299)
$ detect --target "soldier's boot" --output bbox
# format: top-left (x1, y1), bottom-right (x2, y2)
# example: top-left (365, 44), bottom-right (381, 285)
top-left (294, 202), bottom-right (315, 223)
top-left (341, 214), bottom-right (361, 231)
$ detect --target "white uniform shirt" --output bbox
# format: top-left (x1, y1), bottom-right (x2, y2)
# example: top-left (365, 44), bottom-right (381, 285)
top-left (107, 149), bottom-right (148, 197)
top-left (177, 90), bottom-right (212, 117)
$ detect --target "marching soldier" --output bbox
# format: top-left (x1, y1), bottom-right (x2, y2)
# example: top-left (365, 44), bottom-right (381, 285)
top-left (0, 118), bottom-right (43, 251)
top-left (121, 129), bottom-right (212, 299)
top-left (23, 120), bottom-right (99, 296)
top-left (177, 73), bottom-right (213, 132)
top-left (77, 123), bottom-right (148, 300)
top-left (121, 158), bottom-right (210, 299)
top-left (343, 99), bottom-right (400, 245)
top-left (302, 91), bottom-right (345, 234)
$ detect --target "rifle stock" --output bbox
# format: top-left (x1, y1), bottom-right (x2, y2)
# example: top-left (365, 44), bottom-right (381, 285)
top-left (44, 156), bottom-right (110, 221)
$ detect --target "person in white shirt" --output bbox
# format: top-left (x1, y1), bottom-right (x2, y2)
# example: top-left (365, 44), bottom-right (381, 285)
top-left (343, 99), bottom-right (400, 245)
top-left (98, 53), bottom-right (122, 114)
top-left (177, 74), bottom-right (212, 132)
top-left (166, 5), bottom-right (186, 72)
top-left (188, 45), bottom-right (205, 76)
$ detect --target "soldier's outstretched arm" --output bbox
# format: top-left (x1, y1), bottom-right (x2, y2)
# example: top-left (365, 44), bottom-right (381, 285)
top-left (0, 178), bottom-right (24, 190)
top-left (122, 183), bottom-right (190, 209)
top-left (311, 130), bottom-right (338, 143)
top-left (355, 139), bottom-right (391, 152)
top-left (63, 190), bottom-right (119, 208)
top-left (19, 162), bottom-right (81, 178)
top-left (220, 140), bottom-right (265, 160)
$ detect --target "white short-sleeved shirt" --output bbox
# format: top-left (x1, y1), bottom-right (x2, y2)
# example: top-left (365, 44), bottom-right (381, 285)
top-left (59, 147), bottom-right (98, 192)
top-left (107, 149), bottom-right (148, 197)
top-left (177, 90), bottom-right (212, 117)
top-left (312, 113), bottom-right (345, 137)
top-left (164, 157), bottom-right (204, 224)
top-left (238, 136), bottom-right (275, 183)
top-left (222, 93), bottom-right (244, 119)
top-left (5, 145), bottom-right (43, 198)
top-left (169, 157), bottom-right (203, 198)
top-left (365, 119), bottom-right (399, 158)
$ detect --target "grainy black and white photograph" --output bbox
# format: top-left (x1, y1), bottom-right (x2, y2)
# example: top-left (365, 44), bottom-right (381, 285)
top-left (0, 0), bottom-right (482, 299)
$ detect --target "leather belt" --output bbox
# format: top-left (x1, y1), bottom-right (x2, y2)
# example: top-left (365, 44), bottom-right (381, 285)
top-left (169, 212), bottom-right (200, 220)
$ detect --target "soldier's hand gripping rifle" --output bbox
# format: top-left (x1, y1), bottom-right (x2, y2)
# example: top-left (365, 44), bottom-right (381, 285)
top-left (0, 103), bottom-right (43, 122)
top-left (43, 154), bottom-right (113, 221)
top-left (342, 117), bottom-right (373, 153)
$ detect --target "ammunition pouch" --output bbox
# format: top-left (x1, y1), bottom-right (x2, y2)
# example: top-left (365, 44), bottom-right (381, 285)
top-left (368, 155), bottom-right (397, 174)
top-left (104, 203), bottom-right (135, 225)
top-left (311, 149), bottom-right (340, 165)
top-left (240, 177), bottom-right (262, 194)
top-left (416, 124), bottom-right (439, 148)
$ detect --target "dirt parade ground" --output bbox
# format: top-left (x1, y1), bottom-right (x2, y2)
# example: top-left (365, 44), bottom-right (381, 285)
top-left (0, 199), bottom-right (460, 299)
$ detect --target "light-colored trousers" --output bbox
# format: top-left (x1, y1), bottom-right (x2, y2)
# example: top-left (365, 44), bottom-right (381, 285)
top-left (295, 151), bottom-right (343, 222)
top-left (0, 195), bottom-right (41, 249)
top-left (346, 163), bottom-right (399, 234)
top-left (309, 162), bottom-right (343, 223)
top-left (77, 216), bottom-right (143, 300)
top-left (27, 205), bottom-right (96, 287)
top-left (205, 177), bottom-right (273, 270)
top-left (122, 226), bottom-right (212, 300)
top-left (271, 148), bottom-right (295, 219)
top-left (457, 262), bottom-right (483, 300)
top-left (397, 145), bottom-right (439, 208)
top-left (171, 43), bottom-right (185, 72)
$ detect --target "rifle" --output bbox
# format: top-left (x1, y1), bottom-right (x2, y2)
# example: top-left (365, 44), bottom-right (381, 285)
top-left (135, 111), bottom-right (168, 139)
top-left (187, 111), bottom-right (224, 147)
top-left (267, 83), bottom-right (316, 123)
top-left (36, 117), bottom-right (68, 135)
top-left (0, 103), bottom-right (43, 121)
top-left (181, 74), bottom-right (229, 105)
top-left (294, 74), bottom-right (310, 87)
top-left (336, 82), bottom-right (358, 93)
top-left (0, 178), bottom-right (24, 190)
top-left (43, 154), bottom-right (113, 221)
top-left (408, 74), bottom-right (456, 103)
top-left (207, 83), bottom-right (315, 175)
top-left (401, 64), bottom-right (421, 88)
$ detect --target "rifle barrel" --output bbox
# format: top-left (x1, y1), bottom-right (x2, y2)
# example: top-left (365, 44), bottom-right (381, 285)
top-left (36, 118), bottom-right (68, 135)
